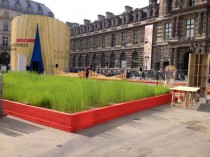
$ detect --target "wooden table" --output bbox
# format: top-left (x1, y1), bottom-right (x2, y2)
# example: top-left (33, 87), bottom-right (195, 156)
top-left (170, 86), bottom-right (200, 108)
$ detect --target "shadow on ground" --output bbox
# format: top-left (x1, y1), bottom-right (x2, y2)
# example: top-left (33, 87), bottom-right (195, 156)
top-left (77, 104), bottom-right (170, 137)
top-left (0, 116), bottom-right (43, 137)
top-left (197, 103), bottom-right (210, 113)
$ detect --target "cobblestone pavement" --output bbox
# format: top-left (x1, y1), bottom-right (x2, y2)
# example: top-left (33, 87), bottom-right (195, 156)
top-left (1, 102), bottom-right (210, 157)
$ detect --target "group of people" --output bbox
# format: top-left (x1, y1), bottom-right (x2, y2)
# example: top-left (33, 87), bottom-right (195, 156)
top-left (84, 65), bottom-right (95, 78)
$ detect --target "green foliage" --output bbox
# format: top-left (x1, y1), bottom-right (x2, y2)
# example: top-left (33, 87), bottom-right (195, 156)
top-left (3, 72), bottom-right (169, 113)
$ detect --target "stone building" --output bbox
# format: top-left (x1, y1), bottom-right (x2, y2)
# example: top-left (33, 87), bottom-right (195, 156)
top-left (0, 0), bottom-right (54, 67)
top-left (69, 0), bottom-right (209, 76)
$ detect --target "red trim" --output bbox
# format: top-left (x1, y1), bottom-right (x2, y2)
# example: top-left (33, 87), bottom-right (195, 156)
top-left (4, 94), bottom-right (172, 133)
top-left (16, 39), bottom-right (35, 42)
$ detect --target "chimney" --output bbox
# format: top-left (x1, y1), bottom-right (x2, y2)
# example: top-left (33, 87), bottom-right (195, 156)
top-left (98, 14), bottom-right (105, 21)
top-left (84, 19), bottom-right (91, 26)
top-left (106, 12), bottom-right (114, 19)
top-left (125, 6), bottom-right (133, 12)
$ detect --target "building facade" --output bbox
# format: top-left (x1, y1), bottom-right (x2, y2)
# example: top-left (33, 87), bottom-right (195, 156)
top-left (0, 0), bottom-right (54, 67)
top-left (69, 0), bottom-right (210, 76)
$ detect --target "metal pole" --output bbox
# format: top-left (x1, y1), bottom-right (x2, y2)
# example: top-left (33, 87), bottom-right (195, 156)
top-left (0, 74), bottom-right (6, 117)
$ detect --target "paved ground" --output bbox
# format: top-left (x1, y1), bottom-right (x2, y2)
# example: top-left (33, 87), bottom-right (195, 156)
top-left (1, 101), bottom-right (210, 157)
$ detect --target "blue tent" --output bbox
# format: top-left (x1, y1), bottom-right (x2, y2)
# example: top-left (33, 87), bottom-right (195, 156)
top-left (30, 24), bottom-right (44, 73)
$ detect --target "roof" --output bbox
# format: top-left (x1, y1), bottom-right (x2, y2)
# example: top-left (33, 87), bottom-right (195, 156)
top-left (0, 0), bottom-right (54, 17)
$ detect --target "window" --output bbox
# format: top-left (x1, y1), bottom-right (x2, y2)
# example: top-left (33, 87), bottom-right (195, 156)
top-left (92, 55), bottom-right (97, 68)
top-left (186, 19), bottom-right (194, 37)
top-left (78, 55), bottom-right (83, 67)
top-left (48, 12), bottom-right (54, 17)
top-left (121, 32), bottom-right (127, 46)
top-left (3, 36), bottom-right (9, 47)
top-left (15, 3), bottom-right (21, 10)
top-left (110, 53), bottom-right (115, 68)
top-left (94, 37), bottom-right (98, 48)
top-left (111, 34), bottom-right (116, 47)
top-left (167, 0), bottom-right (173, 11)
top-left (101, 54), bottom-right (105, 68)
top-left (79, 40), bottom-right (83, 50)
top-left (85, 54), bottom-right (89, 66)
top-left (102, 35), bottom-right (106, 48)
top-left (27, 5), bottom-right (33, 13)
top-left (2, 0), bottom-right (9, 7)
top-left (189, 0), bottom-right (196, 6)
top-left (132, 52), bottom-right (138, 68)
top-left (4, 21), bottom-right (9, 31)
top-left (38, 4), bottom-right (43, 14)
top-left (133, 30), bottom-right (139, 44)
top-left (164, 22), bottom-right (172, 40)
top-left (120, 53), bottom-right (126, 68)
top-left (72, 55), bottom-right (76, 67)
top-left (86, 39), bottom-right (90, 50)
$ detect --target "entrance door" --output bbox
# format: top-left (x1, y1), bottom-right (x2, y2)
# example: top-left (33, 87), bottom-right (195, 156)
top-left (32, 61), bottom-right (41, 73)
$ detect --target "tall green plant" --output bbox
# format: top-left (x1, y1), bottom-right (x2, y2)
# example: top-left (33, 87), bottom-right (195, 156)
top-left (3, 72), bottom-right (169, 113)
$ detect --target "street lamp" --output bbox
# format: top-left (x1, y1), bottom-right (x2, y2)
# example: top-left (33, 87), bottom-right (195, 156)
top-left (144, 56), bottom-right (150, 70)
top-left (97, 56), bottom-right (100, 74)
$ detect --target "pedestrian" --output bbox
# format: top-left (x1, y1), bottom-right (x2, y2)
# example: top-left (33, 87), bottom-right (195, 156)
top-left (139, 67), bottom-right (142, 80)
top-left (142, 71), bottom-right (145, 80)
top-left (85, 66), bottom-right (89, 78)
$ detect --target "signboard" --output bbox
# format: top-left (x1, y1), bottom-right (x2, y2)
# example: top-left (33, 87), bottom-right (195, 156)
top-left (18, 53), bottom-right (26, 71)
top-left (143, 25), bottom-right (154, 70)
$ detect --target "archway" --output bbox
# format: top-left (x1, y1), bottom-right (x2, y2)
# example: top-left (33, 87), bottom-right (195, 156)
top-left (0, 52), bottom-right (10, 66)
top-left (78, 54), bottom-right (82, 67)
top-left (183, 52), bottom-right (192, 70)
top-left (72, 55), bottom-right (76, 67)
top-left (101, 54), bottom-right (105, 68)
top-left (132, 51), bottom-right (138, 68)
top-left (92, 54), bottom-right (97, 68)
top-left (120, 52), bottom-right (126, 68)
top-left (110, 53), bottom-right (115, 68)
top-left (85, 54), bottom-right (89, 66)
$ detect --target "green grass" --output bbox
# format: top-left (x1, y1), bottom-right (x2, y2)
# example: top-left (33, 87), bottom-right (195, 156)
top-left (3, 72), bottom-right (170, 113)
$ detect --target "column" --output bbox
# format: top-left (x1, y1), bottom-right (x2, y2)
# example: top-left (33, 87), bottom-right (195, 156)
top-left (202, 45), bottom-right (207, 53)
top-left (202, 11), bottom-right (207, 36)
top-left (171, 17), bottom-right (175, 38)
top-left (170, 48), bottom-right (174, 65)
top-left (174, 48), bottom-right (178, 68)
top-left (175, 16), bottom-right (180, 39)
top-left (197, 12), bottom-right (202, 36)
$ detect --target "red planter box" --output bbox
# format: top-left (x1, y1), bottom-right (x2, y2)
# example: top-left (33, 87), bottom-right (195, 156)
top-left (4, 93), bottom-right (172, 133)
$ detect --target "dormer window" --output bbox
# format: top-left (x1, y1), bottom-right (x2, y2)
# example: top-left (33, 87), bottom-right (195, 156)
top-left (189, 0), bottom-right (196, 6)
top-left (15, 0), bottom-right (21, 10)
top-left (88, 24), bottom-right (94, 32)
top-left (48, 12), bottom-right (54, 17)
top-left (134, 13), bottom-right (138, 22)
top-left (97, 22), bottom-right (102, 30)
top-left (2, 0), bottom-right (9, 7)
top-left (122, 16), bottom-right (126, 24)
top-left (102, 21), bottom-right (106, 29)
top-left (112, 19), bottom-right (115, 27)
top-left (37, 4), bottom-right (43, 15)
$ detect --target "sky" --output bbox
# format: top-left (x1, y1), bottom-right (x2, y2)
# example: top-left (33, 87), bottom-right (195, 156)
top-left (32, 0), bottom-right (149, 24)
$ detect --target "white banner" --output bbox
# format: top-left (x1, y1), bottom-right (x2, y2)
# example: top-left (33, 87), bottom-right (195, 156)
top-left (18, 53), bottom-right (26, 71)
top-left (144, 25), bottom-right (153, 70)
